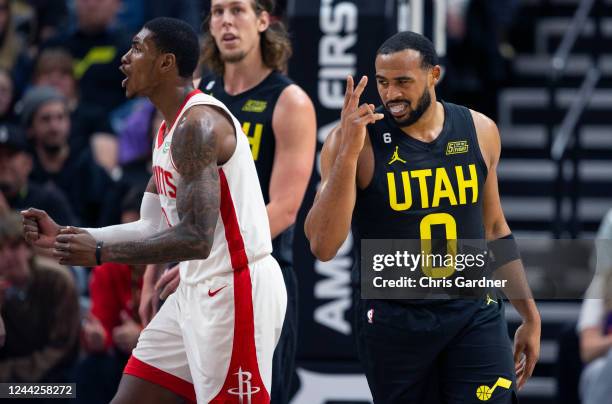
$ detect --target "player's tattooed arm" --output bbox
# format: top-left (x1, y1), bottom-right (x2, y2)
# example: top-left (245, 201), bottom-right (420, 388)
top-left (102, 106), bottom-right (220, 264)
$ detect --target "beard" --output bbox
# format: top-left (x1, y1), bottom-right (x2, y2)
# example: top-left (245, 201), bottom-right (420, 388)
top-left (385, 87), bottom-right (432, 127)
top-left (221, 50), bottom-right (247, 64)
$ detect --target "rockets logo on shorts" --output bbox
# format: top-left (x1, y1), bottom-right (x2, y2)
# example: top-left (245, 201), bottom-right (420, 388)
top-left (227, 367), bottom-right (261, 403)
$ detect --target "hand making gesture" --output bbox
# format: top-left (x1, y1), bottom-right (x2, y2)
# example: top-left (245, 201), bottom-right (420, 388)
top-left (338, 75), bottom-right (384, 159)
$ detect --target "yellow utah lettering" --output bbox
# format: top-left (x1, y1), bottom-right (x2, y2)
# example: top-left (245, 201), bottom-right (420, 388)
top-left (432, 167), bottom-right (458, 207)
top-left (455, 164), bottom-right (478, 204)
top-left (410, 169), bottom-right (432, 209)
top-left (387, 165), bottom-right (478, 211)
top-left (387, 171), bottom-right (412, 211)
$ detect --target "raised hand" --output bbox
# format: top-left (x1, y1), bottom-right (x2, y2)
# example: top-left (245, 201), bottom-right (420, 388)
top-left (338, 75), bottom-right (385, 159)
top-left (21, 208), bottom-right (62, 249)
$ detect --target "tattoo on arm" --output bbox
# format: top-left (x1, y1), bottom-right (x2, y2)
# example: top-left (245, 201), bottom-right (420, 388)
top-left (104, 107), bottom-right (220, 264)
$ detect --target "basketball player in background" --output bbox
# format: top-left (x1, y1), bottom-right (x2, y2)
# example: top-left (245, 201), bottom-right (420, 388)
top-left (145, 1), bottom-right (316, 402)
top-left (305, 32), bottom-right (540, 403)
top-left (22, 17), bottom-right (286, 404)
top-left (199, 1), bottom-right (315, 401)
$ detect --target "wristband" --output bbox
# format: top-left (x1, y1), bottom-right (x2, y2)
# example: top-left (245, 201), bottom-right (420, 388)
top-left (95, 241), bottom-right (104, 266)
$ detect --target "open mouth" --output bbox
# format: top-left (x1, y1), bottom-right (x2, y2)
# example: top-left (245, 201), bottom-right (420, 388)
top-left (221, 33), bottom-right (239, 44)
top-left (119, 66), bottom-right (129, 88)
top-left (387, 102), bottom-right (410, 116)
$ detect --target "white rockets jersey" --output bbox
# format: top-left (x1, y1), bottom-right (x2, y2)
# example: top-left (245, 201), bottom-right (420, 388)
top-left (151, 89), bottom-right (272, 284)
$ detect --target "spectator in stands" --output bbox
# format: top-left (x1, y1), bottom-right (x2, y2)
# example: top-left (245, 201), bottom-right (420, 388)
top-left (0, 210), bottom-right (80, 382)
top-left (118, 0), bottom-right (203, 34)
top-left (0, 122), bottom-right (77, 226)
top-left (577, 209), bottom-right (612, 404)
top-left (31, 48), bottom-right (117, 173)
top-left (75, 186), bottom-right (145, 404)
top-left (117, 99), bottom-right (162, 187)
top-left (0, 68), bottom-right (15, 123)
top-left (0, 0), bottom-right (31, 97)
top-left (29, 0), bottom-right (69, 46)
top-left (44, 0), bottom-right (130, 116)
top-left (21, 86), bottom-right (115, 227)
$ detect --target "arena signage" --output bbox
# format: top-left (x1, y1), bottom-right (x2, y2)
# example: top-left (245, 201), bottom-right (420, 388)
top-left (289, 0), bottom-right (398, 360)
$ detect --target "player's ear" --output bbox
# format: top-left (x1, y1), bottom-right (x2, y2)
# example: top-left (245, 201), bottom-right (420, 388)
top-left (159, 53), bottom-right (177, 75)
top-left (430, 65), bottom-right (441, 86)
top-left (257, 10), bottom-right (270, 33)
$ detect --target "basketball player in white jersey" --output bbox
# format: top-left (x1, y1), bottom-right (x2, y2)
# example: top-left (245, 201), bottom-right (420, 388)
top-left (21, 17), bottom-right (287, 404)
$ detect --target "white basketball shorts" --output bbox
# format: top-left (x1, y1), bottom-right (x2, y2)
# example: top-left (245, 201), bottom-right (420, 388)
top-left (124, 254), bottom-right (287, 403)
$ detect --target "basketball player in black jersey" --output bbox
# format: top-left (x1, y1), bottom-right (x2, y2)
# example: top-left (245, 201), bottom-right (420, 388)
top-left (194, 0), bottom-right (315, 402)
top-left (305, 32), bottom-right (540, 403)
top-left (139, 2), bottom-right (315, 401)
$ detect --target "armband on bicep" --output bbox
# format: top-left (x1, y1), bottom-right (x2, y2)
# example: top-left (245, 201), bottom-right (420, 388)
top-left (487, 233), bottom-right (521, 270)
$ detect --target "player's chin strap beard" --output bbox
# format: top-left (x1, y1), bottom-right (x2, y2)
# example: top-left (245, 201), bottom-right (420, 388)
top-left (395, 90), bottom-right (432, 128)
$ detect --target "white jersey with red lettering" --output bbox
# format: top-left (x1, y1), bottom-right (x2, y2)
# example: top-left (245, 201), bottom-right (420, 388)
top-left (128, 89), bottom-right (286, 404)
top-left (151, 89), bottom-right (272, 284)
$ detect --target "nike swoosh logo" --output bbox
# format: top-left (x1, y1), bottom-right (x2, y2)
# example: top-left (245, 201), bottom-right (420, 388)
top-left (208, 285), bottom-right (227, 297)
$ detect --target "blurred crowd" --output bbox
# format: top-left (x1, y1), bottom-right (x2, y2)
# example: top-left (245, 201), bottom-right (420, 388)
top-left (0, 0), bottom-right (217, 231)
top-left (0, 1), bottom-right (215, 402)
